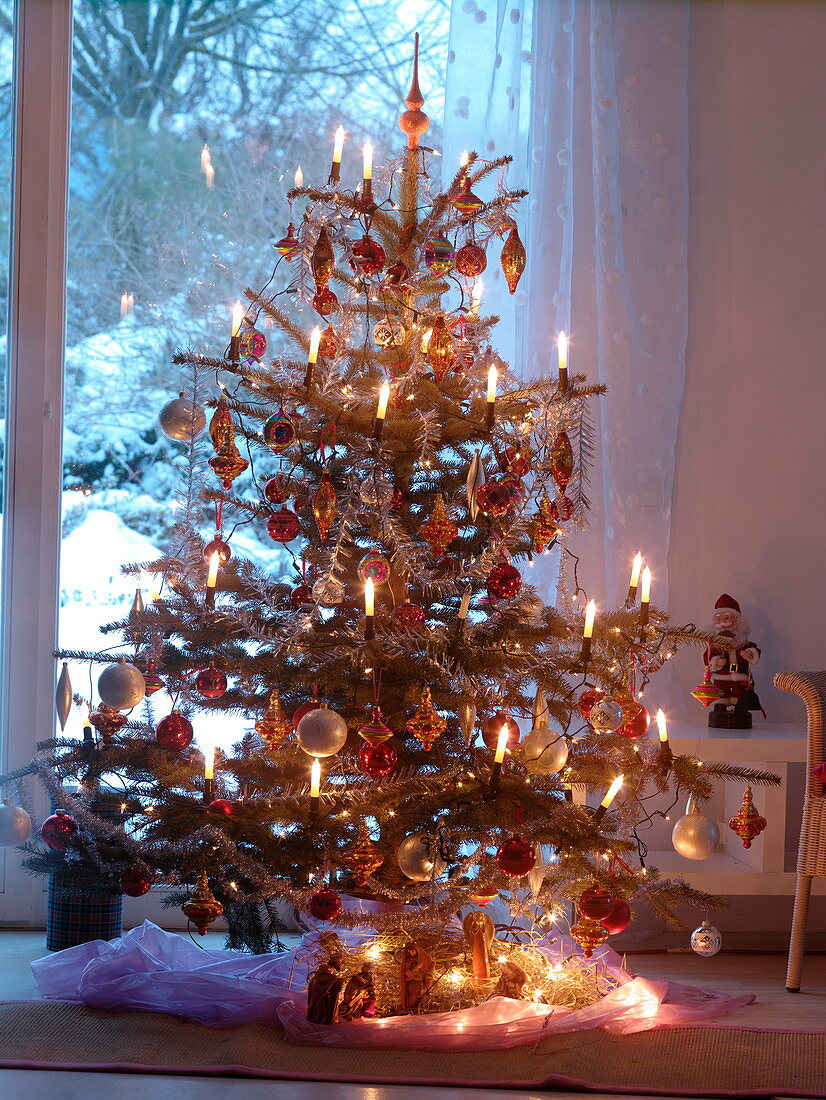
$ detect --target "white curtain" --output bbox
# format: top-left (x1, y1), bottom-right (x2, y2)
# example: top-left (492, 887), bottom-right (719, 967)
top-left (445, 0), bottom-right (690, 619)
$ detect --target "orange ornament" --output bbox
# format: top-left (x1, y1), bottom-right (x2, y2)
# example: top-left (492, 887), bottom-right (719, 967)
top-left (256, 689), bottom-right (291, 750)
top-left (407, 685), bottom-right (447, 751)
top-left (419, 494), bottom-right (457, 557)
top-left (209, 396), bottom-right (234, 451)
top-left (182, 871), bottom-right (223, 935)
top-left (500, 225), bottom-right (526, 294)
top-left (728, 786), bottom-right (767, 849)
top-left (345, 831), bottom-right (384, 886)
top-left (426, 317), bottom-right (456, 383)
top-left (312, 472), bottom-right (337, 540)
top-left (570, 916), bottom-right (609, 958)
top-left (209, 443), bottom-right (248, 489)
top-left (550, 431), bottom-right (574, 490)
top-left (532, 493), bottom-right (560, 554)
top-left (311, 227), bottom-right (335, 287)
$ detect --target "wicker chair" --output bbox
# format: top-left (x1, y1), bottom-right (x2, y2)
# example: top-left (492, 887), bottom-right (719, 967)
top-left (774, 671), bottom-right (826, 992)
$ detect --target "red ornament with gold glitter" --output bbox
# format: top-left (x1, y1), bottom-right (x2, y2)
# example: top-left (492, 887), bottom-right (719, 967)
top-left (312, 472), bottom-right (336, 540)
top-left (311, 226), bottom-right (335, 286)
top-left (550, 431), bottom-right (574, 490)
top-left (407, 685), bottom-right (446, 750)
top-left (394, 602), bottom-right (425, 630)
top-left (351, 234), bottom-right (386, 277)
top-left (486, 561), bottom-right (522, 601)
top-left (182, 870), bottom-right (223, 935)
top-left (425, 316), bottom-right (456, 383)
top-left (345, 831), bottom-right (384, 886)
top-left (156, 710), bottom-right (194, 751)
top-left (728, 786), bottom-right (767, 848)
top-left (499, 225), bottom-right (526, 294)
top-left (419, 494), bottom-right (457, 558)
top-left (617, 698), bottom-right (650, 739)
top-left (256, 690), bottom-right (291, 750)
top-left (475, 481), bottom-right (512, 519)
top-left (531, 493), bottom-right (560, 553)
top-left (358, 741), bottom-right (397, 778)
top-left (455, 241), bottom-right (487, 278)
top-left (267, 507), bottom-right (301, 543)
top-left (312, 285), bottom-right (339, 315)
top-left (570, 916), bottom-right (610, 957)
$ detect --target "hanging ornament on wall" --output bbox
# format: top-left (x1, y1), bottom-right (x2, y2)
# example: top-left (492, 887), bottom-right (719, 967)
top-left (550, 431), bottom-right (574, 491)
top-left (357, 552), bottom-right (391, 586)
top-left (728, 786), bottom-right (767, 848)
top-left (98, 660), bottom-right (146, 711)
top-left (41, 809), bottom-right (78, 852)
top-left (275, 222), bottom-right (300, 260)
top-left (267, 507), bottom-right (301, 544)
top-left (571, 917), bottom-right (610, 958)
top-left (601, 896), bottom-right (632, 935)
top-left (672, 795), bottom-right (720, 860)
top-left (158, 393), bottom-right (206, 442)
top-left (156, 711), bottom-right (194, 751)
top-left (195, 666), bottom-right (227, 700)
top-left (358, 741), bottom-right (397, 778)
top-left (182, 871), bottom-right (223, 935)
top-left (0, 798), bottom-right (31, 847)
top-left (256, 690), bottom-right (292, 750)
top-left (297, 705), bottom-right (348, 758)
top-left (466, 451), bottom-right (486, 521)
top-left (311, 226), bottom-right (335, 286)
top-left (496, 835), bottom-right (536, 876)
top-left (455, 241), bottom-right (487, 278)
top-left (263, 408), bottom-right (296, 453)
top-left (419, 495), bottom-right (458, 558)
top-left (690, 920), bottom-right (722, 957)
top-left (55, 662), bottom-right (72, 731)
top-left (120, 864), bottom-right (153, 898)
top-left (519, 725), bottom-right (568, 776)
top-left (308, 889), bottom-right (342, 921)
top-left (407, 685), bottom-right (446, 750)
top-left (588, 697), bottom-right (625, 734)
top-left (424, 234), bottom-right (454, 274)
top-left (499, 225), bottom-right (526, 294)
top-left (374, 317), bottom-right (406, 349)
top-left (397, 833), bottom-right (446, 881)
top-left (312, 472), bottom-right (337, 540)
top-left (486, 561), bottom-right (522, 601)
top-left (351, 234), bottom-right (386, 277)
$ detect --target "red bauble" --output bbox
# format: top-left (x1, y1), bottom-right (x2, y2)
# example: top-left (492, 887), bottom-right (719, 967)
top-left (601, 896), bottom-right (632, 935)
top-left (267, 507), bottom-right (301, 543)
top-left (455, 241), bottom-right (487, 278)
top-left (482, 712), bottom-right (520, 752)
top-left (496, 835), bottom-right (536, 877)
top-left (41, 810), bottom-right (78, 852)
top-left (579, 885), bottom-right (614, 921)
top-left (394, 602), bottom-right (425, 629)
top-left (618, 700), bottom-right (650, 739)
top-left (350, 234), bottom-right (386, 277)
top-left (578, 688), bottom-right (604, 720)
top-left (195, 666), bottom-right (227, 699)
top-left (263, 473), bottom-right (291, 505)
top-left (475, 481), bottom-right (513, 518)
top-left (486, 562), bottom-right (522, 600)
top-left (207, 798), bottom-right (235, 817)
top-left (312, 285), bottom-right (339, 315)
top-left (504, 446), bottom-right (531, 477)
top-left (357, 741), bottom-right (398, 778)
top-left (203, 538), bottom-right (232, 565)
top-left (290, 583), bottom-right (314, 610)
top-left (308, 889), bottom-right (342, 921)
top-left (292, 700), bottom-right (319, 730)
top-left (156, 711), bottom-right (194, 751)
top-left (120, 863), bottom-right (152, 897)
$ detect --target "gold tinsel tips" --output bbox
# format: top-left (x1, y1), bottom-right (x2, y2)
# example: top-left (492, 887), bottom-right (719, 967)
top-left (303, 924), bottom-right (618, 1018)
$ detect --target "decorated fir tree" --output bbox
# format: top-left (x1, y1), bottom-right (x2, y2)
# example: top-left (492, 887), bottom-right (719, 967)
top-left (1, 38), bottom-right (778, 1010)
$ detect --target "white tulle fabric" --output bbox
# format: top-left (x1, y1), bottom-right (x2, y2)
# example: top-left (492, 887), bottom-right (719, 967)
top-left (444, 1), bottom-right (690, 609)
top-left (31, 921), bottom-right (752, 1049)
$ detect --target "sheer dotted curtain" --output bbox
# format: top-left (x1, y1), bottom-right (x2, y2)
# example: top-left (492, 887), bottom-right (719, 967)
top-left (445, 0), bottom-right (690, 614)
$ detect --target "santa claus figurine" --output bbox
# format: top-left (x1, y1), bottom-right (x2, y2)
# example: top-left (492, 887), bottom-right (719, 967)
top-left (700, 594), bottom-right (765, 729)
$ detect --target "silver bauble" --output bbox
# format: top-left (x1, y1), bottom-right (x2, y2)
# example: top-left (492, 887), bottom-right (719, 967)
top-left (532, 687), bottom-right (548, 725)
top-left (359, 474), bottom-right (392, 507)
top-left (589, 696), bottom-right (624, 733)
top-left (55, 661), bottom-right (72, 731)
top-left (458, 701), bottom-right (477, 745)
top-left (672, 795), bottom-right (720, 860)
top-left (0, 799), bottom-right (32, 847)
top-left (396, 833), bottom-right (446, 882)
top-left (158, 394), bottom-right (206, 442)
top-left (98, 660), bottom-right (145, 710)
top-left (312, 576), bottom-right (344, 607)
top-left (519, 725), bottom-right (569, 775)
top-left (466, 450), bottom-right (486, 521)
top-left (690, 920), bottom-right (722, 956)
top-left (297, 705), bottom-right (348, 758)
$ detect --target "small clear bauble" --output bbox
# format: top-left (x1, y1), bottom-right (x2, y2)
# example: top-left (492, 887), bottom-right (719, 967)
top-left (158, 393), bottom-right (205, 442)
top-left (98, 660), bottom-right (146, 711)
top-left (359, 473), bottom-right (392, 507)
top-left (588, 696), bottom-right (624, 733)
top-left (518, 725), bottom-right (569, 776)
top-left (296, 706), bottom-right (348, 758)
top-left (312, 575), bottom-right (344, 607)
top-left (690, 920), bottom-right (722, 957)
top-left (396, 833), bottom-right (446, 882)
top-left (373, 317), bottom-right (406, 349)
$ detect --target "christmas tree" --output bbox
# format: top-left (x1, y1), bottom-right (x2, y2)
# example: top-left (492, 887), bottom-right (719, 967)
top-left (1, 38), bottom-right (778, 1011)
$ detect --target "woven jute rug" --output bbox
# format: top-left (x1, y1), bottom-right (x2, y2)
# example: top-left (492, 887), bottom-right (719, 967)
top-left (0, 1001), bottom-right (824, 1097)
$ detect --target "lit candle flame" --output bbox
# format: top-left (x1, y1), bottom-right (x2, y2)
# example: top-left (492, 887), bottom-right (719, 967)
top-left (557, 331), bottom-right (568, 373)
top-left (207, 550), bottom-right (220, 589)
top-left (308, 325), bottom-right (321, 364)
top-left (494, 722), bottom-right (510, 764)
top-left (583, 599), bottom-right (596, 639)
top-left (376, 381), bottom-right (390, 420)
top-left (459, 150), bottom-right (469, 168)
top-left (486, 363), bottom-right (497, 404)
top-left (630, 552), bottom-right (643, 589)
top-left (470, 279), bottom-right (483, 316)
top-left (332, 125), bottom-right (345, 164)
top-left (363, 142), bottom-right (373, 181)
top-left (120, 292), bottom-right (129, 319)
top-left (364, 577), bottom-right (375, 618)
top-left (600, 773), bottom-right (624, 809)
top-left (656, 709), bottom-right (668, 743)
top-left (204, 161), bottom-right (215, 189)
top-left (310, 757), bottom-right (321, 798)
top-left (231, 301), bottom-right (244, 338)
top-left (640, 566), bottom-right (651, 604)
top-left (200, 144), bottom-right (210, 172)
top-left (294, 165), bottom-right (304, 188)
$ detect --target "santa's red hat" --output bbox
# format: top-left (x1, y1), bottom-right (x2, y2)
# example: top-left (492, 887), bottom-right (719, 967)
top-left (714, 593), bottom-right (741, 614)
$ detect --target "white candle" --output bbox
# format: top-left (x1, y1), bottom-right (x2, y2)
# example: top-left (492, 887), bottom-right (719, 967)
top-left (365, 577), bottom-right (375, 618)
top-left (310, 757), bottom-right (321, 799)
top-left (200, 144), bottom-right (210, 172)
top-left (486, 363), bottom-right (498, 404)
top-left (656, 709), bottom-right (669, 743)
top-left (332, 125), bottom-right (345, 165)
top-left (458, 590), bottom-right (472, 620)
top-left (120, 292), bottom-right (129, 319)
top-left (600, 773), bottom-right (624, 809)
top-left (470, 279), bottom-right (483, 316)
top-left (207, 550), bottom-right (220, 590)
top-left (294, 165), bottom-right (304, 188)
top-left (204, 162), bottom-right (215, 189)
top-left (640, 566), bottom-right (651, 605)
top-left (231, 301), bottom-right (244, 338)
top-left (308, 325), bottom-right (321, 365)
top-left (362, 142), bottom-right (373, 181)
top-left (494, 723), bottom-right (510, 764)
top-left (583, 599), bottom-right (596, 639)
top-left (376, 381), bottom-right (390, 420)
top-left (459, 150), bottom-right (469, 169)
top-left (629, 552), bottom-right (642, 591)
top-left (557, 331), bottom-right (568, 374)
top-left (204, 741), bottom-right (215, 781)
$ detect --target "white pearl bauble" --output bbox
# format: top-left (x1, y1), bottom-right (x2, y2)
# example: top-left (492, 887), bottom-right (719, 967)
top-left (396, 833), bottom-right (446, 882)
top-left (158, 395), bottom-right (206, 442)
top-left (0, 800), bottom-right (32, 847)
top-left (296, 706), bottom-right (348, 758)
top-left (519, 725), bottom-right (569, 775)
top-left (98, 660), bottom-right (145, 710)
top-left (672, 797), bottom-right (720, 860)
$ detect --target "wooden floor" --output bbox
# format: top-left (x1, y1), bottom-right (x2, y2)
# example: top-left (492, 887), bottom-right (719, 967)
top-left (0, 931), bottom-right (823, 1099)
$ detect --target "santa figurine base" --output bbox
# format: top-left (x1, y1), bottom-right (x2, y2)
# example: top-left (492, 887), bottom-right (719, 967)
top-left (708, 704), bottom-right (752, 730)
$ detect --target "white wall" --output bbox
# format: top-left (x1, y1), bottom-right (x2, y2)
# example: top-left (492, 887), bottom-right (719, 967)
top-left (668, 0), bottom-right (826, 720)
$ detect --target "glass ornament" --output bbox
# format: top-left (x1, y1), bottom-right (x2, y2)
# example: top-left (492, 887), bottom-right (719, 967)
top-left (308, 889), bottom-right (342, 921)
top-left (728, 786), bottom-right (767, 849)
top-left (357, 552), bottom-right (391, 585)
top-left (312, 285), bottom-right (339, 315)
top-left (98, 660), bottom-right (145, 711)
top-left (504, 445), bottom-right (531, 477)
top-left (238, 329), bottom-right (266, 360)
top-left (450, 180), bottom-right (484, 217)
top-left (350, 234), bottom-right (386, 277)
top-left (41, 809), bottom-right (78, 852)
top-left (290, 583), bottom-right (314, 611)
top-left (672, 795), bottom-right (720, 860)
top-left (256, 690), bottom-right (291, 749)
top-left (499, 224), bottom-right (526, 294)
top-left (475, 481), bottom-right (512, 518)
top-left (570, 917), bottom-right (609, 958)
top-left (195, 666), bottom-right (227, 699)
top-left (310, 226), bottom-right (334, 286)
top-left (397, 833), bottom-right (445, 881)
top-left (531, 493), bottom-right (560, 553)
top-left (496, 835), bottom-right (536, 877)
top-left (519, 725), bottom-right (568, 776)
top-left (550, 430), bottom-right (574, 490)
top-left (156, 711), bottom-right (194, 751)
top-left (274, 222), bottom-right (300, 260)
top-left (455, 241), bottom-right (487, 277)
top-left (318, 325), bottom-right (339, 358)
top-left (374, 318), bottom-right (406, 349)
top-left (141, 658), bottom-right (163, 697)
top-left (425, 316), bottom-right (456, 383)
top-left (209, 443), bottom-right (248, 489)
top-left (203, 538), bottom-right (232, 564)
top-left (292, 700), bottom-right (320, 730)
top-left (158, 394), bottom-right (205, 442)
top-left (359, 472), bottom-right (392, 506)
top-left (618, 699), bottom-right (650, 739)
top-left (589, 696), bottom-right (624, 733)
top-left (207, 798), bottom-right (235, 817)
top-left (120, 864), bottom-right (152, 897)
top-left (296, 705), bottom-right (348, 757)
top-left (262, 409), bottom-right (296, 452)
top-left (312, 575), bottom-right (344, 607)
top-left (407, 685), bottom-right (447, 750)
top-left (345, 831), bottom-right (384, 885)
top-left (424, 234), bottom-right (454, 273)
top-left (89, 704), bottom-right (127, 739)
top-left (358, 741), bottom-right (397, 778)
top-left (0, 799), bottom-right (32, 847)
top-left (601, 896), bottom-right (632, 935)
top-left (266, 507), bottom-right (301, 543)
top-left (577, 688), bottom-right (604, 720)
top-left (690, 920), bottom-right (722, 957)
top-left (182, 871), bottom-right (223, 935)
top-left (486, 561), bottom-right (522, 600)
top-left (312, 472), bottom-right (337, 541)
top-left (419, 495), bottom-right (457, 558)
top-left (383, 260), bottom-right (412, 292)
top-left (394, 602), bottom-right (425, 630)
top-left (482, 711), bottom-right (520, 752)
top-left (578, 885), bottom-right (614, 921)
top-left (263, 473), bottom-right (291, 505)
top-left (357, 708), bottom-right (393, 743)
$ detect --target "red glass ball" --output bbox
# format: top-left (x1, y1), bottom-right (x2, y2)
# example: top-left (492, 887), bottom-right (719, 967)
top-left (207, 798), bottom-right (235, 817)
top-left (120, 864), bottom-right (152, 897)
top-left (267, 508), bottom-right (301, 543)
top-left (292, 700), bottom-right (319, 731)
top-left (475, 481), bottom-right (512, 518)
top-left (308, 889), bottom-right (342, 921)
top-left (357, 741), bottom-right (398, 778)
top-left (579, 885), bottom-right (615, 921)
top-left (578, 688), bottom-right (604, 720)
top-left (504, 446), bottom-right (531, 477)
top-left (156, 711), bottom-right (194, 751)
top-left (312, 285), bottom-right (339, 315)
top-left (486, 562), bottom-right (522, 600)
top-left (203, 538), bottom-right (232, 565)
top-left (482, 712), bottom-right (520, 752)
top-left (263, 473), bottom-right (291, 504)
top-left (195, 666), bottom-right (227, 699)
top-left (41, 810), bottom-right (78, 852)
top-left (350, 235), bottom-right (386, 277)
top-left (618, 701), bottom-right (650, 739)
top-left (455, 241), bottom-right (487, 278)
top-left (601, 896), bottom-right (632, 935)
top-left (496, 835), bottom-right (536, 877)
top-left (394, 602), bottom-right (425, 629)
top-left (290, 583), bottom-right (314, 610)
